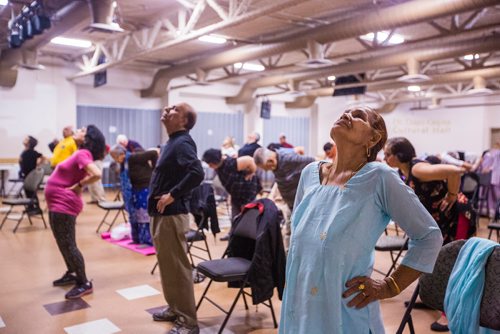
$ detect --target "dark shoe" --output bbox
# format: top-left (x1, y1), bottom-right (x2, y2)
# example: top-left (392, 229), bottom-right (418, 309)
top-left (168, 321), bottom-right (200, 334)
top-left (219, 233), bottom-right (230, 241)
top-left (65, 281), bottom-right (93, 299)
top-left (53, 272), bottom-right (77, 286)
top-left (430, 321), bottom-right (449, 332)
top-left (152, 307), bottom-right (177, 322)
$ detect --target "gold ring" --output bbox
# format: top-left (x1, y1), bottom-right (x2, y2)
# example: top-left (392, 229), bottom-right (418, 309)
top-left (358, 283), bottom-right (366, 291)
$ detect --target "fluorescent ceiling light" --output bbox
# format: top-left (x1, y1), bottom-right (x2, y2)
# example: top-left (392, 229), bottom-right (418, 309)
top-left (234, 62), bottom-right (265, 72)
top-left (112, 1), bottom-right (117, 8)
top-left (50, 37), bottom-right (92, 48)
top-left (0, 0), bottom-right (8, 6)
top-left (327, 75), bottom-right (336, 81)
top-left (407, 85), bottom-right (421, 92)
top-left (198, 35), bottom-right (227, 44)
top-left (463, 54), bottom-right (479, 60)
top-left (360, 31), bottom-right (405, 45)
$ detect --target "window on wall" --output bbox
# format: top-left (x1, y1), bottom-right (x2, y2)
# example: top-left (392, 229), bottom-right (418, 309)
top-left (263, 116), bottom-right (310, 154)
top-left (76, 105), bottom-right (162, 150)
top-left (189, 111), bottom-right (244, 158)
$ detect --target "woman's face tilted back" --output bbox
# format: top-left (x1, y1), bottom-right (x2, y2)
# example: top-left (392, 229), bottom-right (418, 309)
top-left (330, 107), bottom-right (387, 161)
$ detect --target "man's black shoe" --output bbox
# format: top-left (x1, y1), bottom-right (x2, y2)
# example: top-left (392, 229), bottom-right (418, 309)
top-left (53, 272), bottom-right (77, 286)
top-left (153, 307), bottom-right (177, 322)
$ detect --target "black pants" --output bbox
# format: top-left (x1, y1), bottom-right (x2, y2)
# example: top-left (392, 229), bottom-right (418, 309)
top-left (49, 212), bottom-right (87, 284)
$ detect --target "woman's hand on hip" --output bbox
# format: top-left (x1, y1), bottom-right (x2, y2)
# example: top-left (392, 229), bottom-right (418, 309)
top-left (67, 183), bottom-right (82, 195)
top-left (342, 276), bottom-right (394, 309)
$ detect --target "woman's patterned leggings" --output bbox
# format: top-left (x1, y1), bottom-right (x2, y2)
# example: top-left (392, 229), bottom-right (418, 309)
top-left (49, 212), bottom-right (87, 284)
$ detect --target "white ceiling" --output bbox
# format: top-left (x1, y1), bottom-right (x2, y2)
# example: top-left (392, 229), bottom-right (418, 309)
top-left (0, 0), bottom-right (499, 107)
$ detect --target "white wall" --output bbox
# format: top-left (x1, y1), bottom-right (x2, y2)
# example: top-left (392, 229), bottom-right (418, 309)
top-left (313, 94), bottom-right (500, 158)
top-left (0, 67), bottom-right (76, 158)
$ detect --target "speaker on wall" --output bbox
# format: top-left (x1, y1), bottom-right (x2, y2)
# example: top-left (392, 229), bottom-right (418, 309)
top-left (260, 99), bottom-right (271, 119)
top-left (94, 55), bottom-right (107, 88)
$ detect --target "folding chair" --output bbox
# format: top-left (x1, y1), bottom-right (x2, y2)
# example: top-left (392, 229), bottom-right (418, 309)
top-left (397, 240), bottom-right (500, 333)
top-left (95, 200), bottom-right (127, 233)
top-left (196, 207), bottom-right (278, 334)
top-left (0, 167), bottom-right (47, 233)
top-left (374, 232), bottom-right (409, 277)
top-left (487, 200), bottom-right (500, 241)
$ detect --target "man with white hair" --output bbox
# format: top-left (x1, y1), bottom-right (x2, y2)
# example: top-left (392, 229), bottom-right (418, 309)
top-left (238, 132), bottom-right (261, 157)
top-left (116, 134), bottom-right (143, 153)
top-left (253, 147), bottom-right (314, 250)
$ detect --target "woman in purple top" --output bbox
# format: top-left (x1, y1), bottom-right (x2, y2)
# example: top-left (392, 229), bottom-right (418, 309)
top-left (45, 125), bottom-right (106, 299)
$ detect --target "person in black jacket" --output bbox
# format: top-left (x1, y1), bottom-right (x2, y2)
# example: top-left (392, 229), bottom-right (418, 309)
top-left (148, 103), bottom-right (204, 334)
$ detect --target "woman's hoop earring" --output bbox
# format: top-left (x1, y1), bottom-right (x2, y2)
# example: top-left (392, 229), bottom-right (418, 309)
top-left (366, 146), bottom-right (370, 159)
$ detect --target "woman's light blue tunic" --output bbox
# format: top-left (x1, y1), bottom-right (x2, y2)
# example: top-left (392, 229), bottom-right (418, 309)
top-left (279, 161), bottom-right (443, 334)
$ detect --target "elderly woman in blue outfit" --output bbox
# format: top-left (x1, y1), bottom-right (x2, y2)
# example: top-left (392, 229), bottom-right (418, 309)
top-left (279, 106), bottom-right (443, 334)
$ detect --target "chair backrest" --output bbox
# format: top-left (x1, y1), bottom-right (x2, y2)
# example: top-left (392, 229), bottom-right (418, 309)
top-left (419, 240), bottom-right (500, 330)
top-left (461, 172), bottom-right (479, 202)
top-left (23, 167), bottom-right (45, 193)
top-left (232, 208), bottom-right (260, 240)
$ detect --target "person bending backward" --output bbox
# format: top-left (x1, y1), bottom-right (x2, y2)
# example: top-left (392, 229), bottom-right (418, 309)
top-left (148, 103), bottom-right (204, 334)
top-left (279, 107), bottom-right (443, 334)
top-left (45, 125), bottom-right (106, 299)
top-left (253, 147), bottom-right (314, 250)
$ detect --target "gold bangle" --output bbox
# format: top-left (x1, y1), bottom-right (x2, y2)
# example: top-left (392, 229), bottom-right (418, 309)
top-left (386, 276), bottom-right (401, 295)
top-left (447, 191), bottom-right (458, 196)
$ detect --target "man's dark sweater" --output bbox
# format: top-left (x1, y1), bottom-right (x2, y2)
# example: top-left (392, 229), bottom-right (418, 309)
top-left (148, 130), bottom-right (204, 216)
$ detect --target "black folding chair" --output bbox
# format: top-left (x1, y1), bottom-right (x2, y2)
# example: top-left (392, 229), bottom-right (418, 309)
top-left (0, 168), bottom-right (47, 233)
top-left (196, 207), bottom-right (278, 334)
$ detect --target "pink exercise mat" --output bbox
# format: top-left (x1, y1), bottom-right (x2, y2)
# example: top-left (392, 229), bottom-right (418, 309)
top-left (101, 232), bottom-right (156, 256)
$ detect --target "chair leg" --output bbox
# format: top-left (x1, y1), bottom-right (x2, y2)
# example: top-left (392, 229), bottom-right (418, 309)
top-left (218, 286), bottom-right (244, 334)
top-left (268, 298), bottom-right (278, 328)
top-left (196, 279), bottom-right (213, 310)
top-left (242, 289), bottom-right (249, 310)
top-left (0, 206), bottom-right (13, 230)
top-left (204, 238), bottom-right (212, 260)
top-left (488, 229), bottom-right (493, 240)
top-left (13, 212), bottom-right (25, 233)
top-left (96, 210), bottom-right (111, 233)
top-left (151, 261), bottom-right (158, 275)
top-left (396, 284), bottom-right (420, 334)
top-left (40, 212), bottom-right (47, 229)
top-left (26, 211), bottom-right (33, 225)
top-left (107, 210), bottom-right (121, 232)
top-left (121, 209), bottom-right (128, 222)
